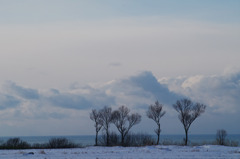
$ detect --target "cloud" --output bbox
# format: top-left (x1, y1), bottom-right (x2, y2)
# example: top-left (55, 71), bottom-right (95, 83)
top-left (2, 71), bottom-right (239, 115)
top-left (1, 71), bottom-right (180, 112)
top-left (80, 71), bottom-right (183, 111)
top-left (0, 94), bottom-right (20, 110)
top-left (2, 81), bottom-right (116, 111)
top-left (68, 84), bottom-right (116, 108)
top-left (160, 70), bottom-right (240, 114)
top-left (109, 62), bottom-right (122, 67)
top-left (49, 112), bottom-right (68, 119)
top-left (47, 92), bottom-right (93, 110)
top-left (123, 71), bottom-right (183, 105)
top-left (4, 81), bottom-right (39, 99)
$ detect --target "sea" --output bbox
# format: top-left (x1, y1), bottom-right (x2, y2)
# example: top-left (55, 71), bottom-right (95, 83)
top-left (0, 134), bottom-right (239, 146)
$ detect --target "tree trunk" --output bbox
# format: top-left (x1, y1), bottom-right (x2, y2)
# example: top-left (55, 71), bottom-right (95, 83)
top-left (121, 133), bottom-right (124, 146)
top-left (156, 124), bottom-right (160, 145)
top-left (185, 129), bottom-right (188, 145)
top-left (95, 131), bottom-right (98, 146)
top-left (157, 133), bottom-right (160, 145)
top-left (106, 130), bottom-right (109, 146)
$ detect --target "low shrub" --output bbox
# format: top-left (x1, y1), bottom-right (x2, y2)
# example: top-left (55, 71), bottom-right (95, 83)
top-left (0, 138), bottom-right (30, 149)
top-left (99, 132), bottom-right (120, 146)
top-left (99, 132), bottom-right (155, 147)
top-left (0, 137), bottom-right (80, 149)
top-left (47, 137), bottom-right (78, 148)
top-left (229, 140), bottom-right (239, 147)
top-left (222, 140), bottom-right (239, 147)
top-left (31, 143), bottom-right (48, 149)
top-left (124, 133), bottom-right (155, 147)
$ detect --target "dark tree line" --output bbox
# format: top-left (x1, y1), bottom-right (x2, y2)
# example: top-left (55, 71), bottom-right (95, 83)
top-left (90, 98), bottom-right (207, 146)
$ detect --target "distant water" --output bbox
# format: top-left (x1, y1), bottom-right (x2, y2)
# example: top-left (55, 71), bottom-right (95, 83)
top-left (0, 134), bottom-right (239, 146)
top-left (160, 134), bottom-right (240, 145)
top-left (0, 135), bottom-right (95, 146)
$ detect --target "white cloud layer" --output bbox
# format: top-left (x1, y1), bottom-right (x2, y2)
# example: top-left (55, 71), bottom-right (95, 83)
top-left (159, 68), bottom-right (240, 114)
top-left (0, 16), bottom-right (239, 89)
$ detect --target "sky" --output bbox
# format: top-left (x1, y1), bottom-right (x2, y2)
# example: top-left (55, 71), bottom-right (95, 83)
top-left (0, 0), bottom-right (240, 136)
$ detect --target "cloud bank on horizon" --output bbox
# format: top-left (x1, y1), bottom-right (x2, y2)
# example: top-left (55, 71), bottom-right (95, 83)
top-left (0, 69), bottom-right (239, 136)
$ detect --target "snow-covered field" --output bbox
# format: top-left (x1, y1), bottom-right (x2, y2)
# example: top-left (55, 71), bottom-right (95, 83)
top-left (0, 145), bottom-right (239, 159)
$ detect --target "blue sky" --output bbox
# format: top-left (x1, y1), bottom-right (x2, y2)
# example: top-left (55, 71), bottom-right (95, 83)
top-left (1, 0), bottom-right (239, 24)
top-left (0, 0), bottom-right (239, 136)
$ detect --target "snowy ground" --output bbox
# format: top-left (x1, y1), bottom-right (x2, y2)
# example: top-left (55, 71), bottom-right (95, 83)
top-left (0, 145), bottom-right (239, 159)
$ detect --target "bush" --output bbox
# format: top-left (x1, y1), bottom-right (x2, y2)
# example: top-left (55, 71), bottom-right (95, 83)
top-left (99, 132), bottom-right (120, 146)
top-left (0, 137), bottom-right (80, 149)
top-left (109, 132), bottom-right (120, 146)
top-left (229, 140), bottom-right (239, 147)
top-left (220, 139), bottom-right (239, 147)
top-left (125, 133), bottom-right (155, 147)
top-left (31, 143), bottom-right (48, 149)
top-left (99, 132), bottom-right (155, 147)
top-left (0, 138), bottom-right (30, 149)
top-left (47, 138), bottom-right (77, 148)
top-left (216, 129), bottom-right (227, 145)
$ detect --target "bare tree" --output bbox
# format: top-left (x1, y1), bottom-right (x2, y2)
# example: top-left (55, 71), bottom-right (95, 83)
top-left (99, 106), bottom-right (113, 146)
top-left (173, 98), bottom-right (206, 145)
top-left (216, 129), bottom-right (227, 145)
top-left (90, 109), bottom-right (103, 146)
top-left (112, 105), bottom-right (141, 146)
top-left (146, 101), bottom-right (166, 145)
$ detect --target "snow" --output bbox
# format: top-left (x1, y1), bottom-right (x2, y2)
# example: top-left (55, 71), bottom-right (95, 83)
top-left (0, 145), bottom-right (239, 159)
